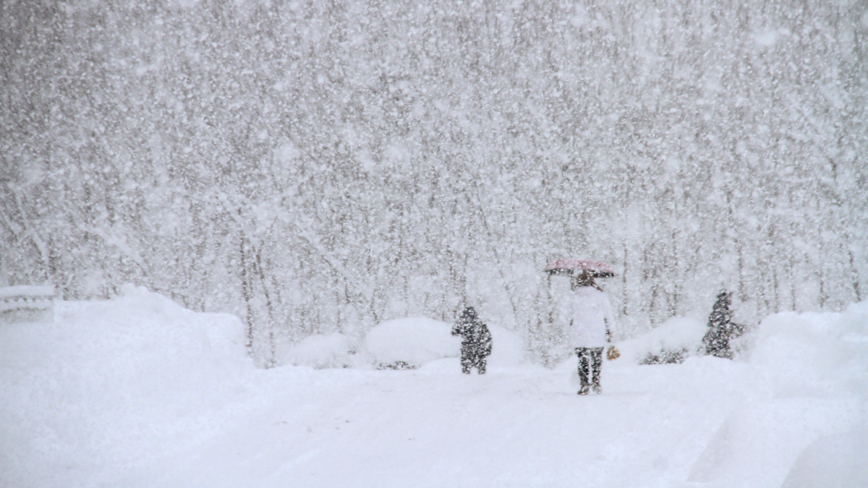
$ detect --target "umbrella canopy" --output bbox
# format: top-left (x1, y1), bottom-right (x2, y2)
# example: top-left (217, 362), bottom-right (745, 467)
top-left (543, 259), bottom-right (616, 278)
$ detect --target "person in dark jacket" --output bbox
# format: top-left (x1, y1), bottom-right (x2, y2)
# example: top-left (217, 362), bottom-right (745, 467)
top-left (702, 291), bottom-right (744, 359)
top-left (452, 306), bottom-right (493, 374)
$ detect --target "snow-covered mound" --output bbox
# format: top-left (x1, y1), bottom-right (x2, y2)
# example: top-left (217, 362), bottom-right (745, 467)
top-left (749, 301), bottom-right (868, 396)
top-left (364, 317), bottom-right (460, 368)
top-left (616, 316), bottom-right (706, 364)
top-left (682, 302), bottom-right (868, 487)
top-left (280, 320), bottom-right (524, 370)
top-left (0, 284), bottom-right (256, 487)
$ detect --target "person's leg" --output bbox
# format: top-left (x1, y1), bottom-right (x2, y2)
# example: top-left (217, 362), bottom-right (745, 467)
top-left (591, 347), bottom-right (603, 394)
top-left (461, 346), bottom-right (472, 374)
top-left (576, 348), bottom-right (591, 394)
top-left (477, 356), bottom-right (487, 374)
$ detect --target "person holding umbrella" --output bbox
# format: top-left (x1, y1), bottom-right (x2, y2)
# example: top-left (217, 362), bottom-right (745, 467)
top-left (564, 269), bottom-right (617, 395)
top-left (544, 259), bottom-right (618, 394)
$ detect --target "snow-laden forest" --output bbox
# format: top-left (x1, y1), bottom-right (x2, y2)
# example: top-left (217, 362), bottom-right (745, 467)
top-left (2, 0), bottom-right (867, 365)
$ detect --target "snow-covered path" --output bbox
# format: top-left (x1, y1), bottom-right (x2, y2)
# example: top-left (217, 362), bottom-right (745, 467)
top-left (120, 360), bottom-right (746, 488)
top-left (2, 288), bottom-right (866, 487)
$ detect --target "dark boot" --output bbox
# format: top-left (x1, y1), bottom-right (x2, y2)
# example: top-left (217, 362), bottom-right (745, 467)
top-left (591, 347), bottom-right (603, 394)
top-left (576, 348), bottom-right (592, 394)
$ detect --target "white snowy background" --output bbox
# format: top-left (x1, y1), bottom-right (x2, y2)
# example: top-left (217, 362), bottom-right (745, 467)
top-left (1, 0), bottom-right (867, 486)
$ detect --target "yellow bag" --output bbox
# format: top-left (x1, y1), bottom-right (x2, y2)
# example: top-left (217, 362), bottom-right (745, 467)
top-left (606, 345), bottom-right (621, 360)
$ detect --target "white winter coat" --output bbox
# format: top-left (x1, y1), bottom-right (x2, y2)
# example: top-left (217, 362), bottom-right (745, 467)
top-left (565, 286), bottom-right (615, 348)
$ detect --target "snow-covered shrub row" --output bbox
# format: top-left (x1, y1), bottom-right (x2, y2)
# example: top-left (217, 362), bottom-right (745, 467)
top-left (365, 317), bottom-right (461, 369)
top-left (285, 301), bottom-right (868, 372)
top-left (615, 317), bottom-right (707, 364)
top-left (612, 300), bottom-right (868, 400)
top-left (280, 317), bottom-right (527, 370)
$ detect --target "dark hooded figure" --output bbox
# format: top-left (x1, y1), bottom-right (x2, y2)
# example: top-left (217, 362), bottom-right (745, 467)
top-left (702, 291), bottom-right (744, 359)
top-left (452, 307), bottom-right (493, 374)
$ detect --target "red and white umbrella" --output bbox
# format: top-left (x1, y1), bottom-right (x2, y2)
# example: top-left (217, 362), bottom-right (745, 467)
top-left (543, 258), bottom-right (616, 278)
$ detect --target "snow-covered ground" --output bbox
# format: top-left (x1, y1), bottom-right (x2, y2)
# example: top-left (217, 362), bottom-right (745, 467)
top-left (1, 285), bottom-right (866, 488)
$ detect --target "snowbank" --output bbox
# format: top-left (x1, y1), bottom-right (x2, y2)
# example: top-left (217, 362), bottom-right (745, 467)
top-left (683, 301), bottom-right (868, 487)
top-left (0, 284), bottom-right (255, 487)
top-left (748, 301), bottom-right (868, 397)
top-left (363, 317), bottom-right (525, 369)
top-left (364, 317), bottom-right (460, 368)
top-left (616, 316), bottom-right (706, 364)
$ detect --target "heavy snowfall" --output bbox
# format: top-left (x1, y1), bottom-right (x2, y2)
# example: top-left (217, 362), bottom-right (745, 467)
top-left (1, 0), bottom-right (867, 486)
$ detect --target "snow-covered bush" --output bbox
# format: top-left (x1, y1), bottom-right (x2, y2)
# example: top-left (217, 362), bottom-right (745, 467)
top-left (617, 317), bottom-right (706, 364)
top-left (283, 320), bottom-right (525, 370)
top-left (364, 317), bottom-right (460, 369)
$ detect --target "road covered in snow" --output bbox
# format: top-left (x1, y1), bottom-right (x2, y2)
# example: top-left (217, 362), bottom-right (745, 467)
top-left (1, 286), bottom-right (866, 487)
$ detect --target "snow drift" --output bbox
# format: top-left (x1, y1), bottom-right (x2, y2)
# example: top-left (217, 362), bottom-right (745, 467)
top-left (282, 317), bottom-right (525, 370)
top-left (364, 317), bottom-right (461, 368)
top-left (0, 285), bottom-right (256, 488)
top-left (616, 316), bottom-right (706, 364)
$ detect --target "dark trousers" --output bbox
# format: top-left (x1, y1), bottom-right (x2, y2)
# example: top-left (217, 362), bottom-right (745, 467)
top-left (461, 345), bottom-right (487, 374)
top-left (576, 347), bottom-right (603, 391)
